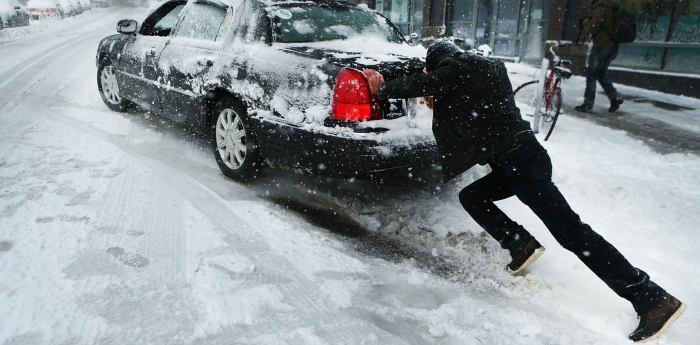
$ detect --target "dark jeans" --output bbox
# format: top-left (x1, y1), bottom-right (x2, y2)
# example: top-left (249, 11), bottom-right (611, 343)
top-left (459, 140), bottom-right (665, 313)
top-left (583, 47), bottom-right (619, 107)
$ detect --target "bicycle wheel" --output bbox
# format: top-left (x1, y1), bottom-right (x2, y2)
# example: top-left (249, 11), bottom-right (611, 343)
top-left (540, 87), bottom-right (562, 141)
top-left (513, 80), bottom-right (540, 118)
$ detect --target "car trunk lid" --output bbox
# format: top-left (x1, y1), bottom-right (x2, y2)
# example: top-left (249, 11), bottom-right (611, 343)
top-left (279, 45), bottom-right (425, 121)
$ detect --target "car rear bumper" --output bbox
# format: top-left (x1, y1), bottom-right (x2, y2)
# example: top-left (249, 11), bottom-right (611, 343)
top-left (251, 117), bottom-right (439, 179)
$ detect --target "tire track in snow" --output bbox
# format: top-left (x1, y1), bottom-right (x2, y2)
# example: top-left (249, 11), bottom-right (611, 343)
top-left (0, 40), bottom-right (94, 113)
top-left (0, 34), bottom-right (92, 94)
top-left (22, 101), bottom-right (428, 343)
top-left (0, 10), bottom-right (127, 110)
top-left (0, 35), bottom-right (82, 82)
top-left (0, 23), bottom-right (124, 218)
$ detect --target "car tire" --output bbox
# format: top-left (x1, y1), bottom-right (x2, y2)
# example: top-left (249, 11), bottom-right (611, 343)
top-left (210, 97), bottom-right (265, 182)
top-left (97, 60), bottom-right (131, 112)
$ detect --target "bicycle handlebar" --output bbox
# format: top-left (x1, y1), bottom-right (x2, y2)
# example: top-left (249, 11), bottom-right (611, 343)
top-left (547, 41), bottom-right (573, 67)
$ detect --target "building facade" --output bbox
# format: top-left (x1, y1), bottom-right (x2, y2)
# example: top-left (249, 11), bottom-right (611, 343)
top-left (364, 0), bottom-right (556, 62)
top-left (361, 0), bottom-right (700, 97)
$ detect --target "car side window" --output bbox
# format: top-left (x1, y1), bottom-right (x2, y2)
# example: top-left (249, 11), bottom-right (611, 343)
top-left (140, 2), bottom-right (186, 37)
top-left (175, 3), bottom-right (232, 42)
top-left (153, 5), bottom-right (185, 33)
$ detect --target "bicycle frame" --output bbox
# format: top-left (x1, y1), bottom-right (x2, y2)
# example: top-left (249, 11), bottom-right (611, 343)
top-left (517, 41), bottom-right (569, 137)
top-left (543, 71), bottom-right (561, 113)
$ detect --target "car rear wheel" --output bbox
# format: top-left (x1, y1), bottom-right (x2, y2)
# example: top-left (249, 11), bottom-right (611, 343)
top-left (97, 61), bottom-right (130, 112)
top-left (211, 98), bottom-right (265, 181)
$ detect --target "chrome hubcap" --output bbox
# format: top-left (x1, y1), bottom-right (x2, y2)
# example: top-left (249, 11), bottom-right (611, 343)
top-left (216, 109), bottom-right (247, 170)
top-left (100, 66), bottom-right (122, 104)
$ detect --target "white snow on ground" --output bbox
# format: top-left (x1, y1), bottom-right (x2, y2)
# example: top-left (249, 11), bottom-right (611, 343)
top-left (0, 9), bottom-right (101, 44)
top-left (0, 9), bottom-right (698, 344)
top-left (506, 62), bottom-right (700, 134)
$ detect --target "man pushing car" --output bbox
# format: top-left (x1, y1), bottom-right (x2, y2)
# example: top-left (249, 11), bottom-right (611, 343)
top-left (362, 41), bottom-right (685, 343)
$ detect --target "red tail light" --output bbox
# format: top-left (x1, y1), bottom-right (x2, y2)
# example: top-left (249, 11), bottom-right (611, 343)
top-left (331, 68), bottom-right (382, 121)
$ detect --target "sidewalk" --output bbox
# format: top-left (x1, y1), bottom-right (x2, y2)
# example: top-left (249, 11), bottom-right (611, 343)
top-left (506, 63), bottom-right (700, 155)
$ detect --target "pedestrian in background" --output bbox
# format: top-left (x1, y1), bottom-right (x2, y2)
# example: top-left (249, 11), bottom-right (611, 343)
top-left (575, 0), bottom-right (625, 113)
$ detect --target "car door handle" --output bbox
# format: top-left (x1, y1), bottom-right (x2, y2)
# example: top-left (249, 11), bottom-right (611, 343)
top-left (235, 67), bottom-right (247, 80)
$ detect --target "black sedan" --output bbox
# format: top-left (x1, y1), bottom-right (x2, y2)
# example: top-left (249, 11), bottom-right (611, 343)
top-left (96, 0), bottom-right (438, 181)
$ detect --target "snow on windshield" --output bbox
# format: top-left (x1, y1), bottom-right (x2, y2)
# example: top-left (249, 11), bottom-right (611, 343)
top-left (291, 20), bottom-right (314, 35)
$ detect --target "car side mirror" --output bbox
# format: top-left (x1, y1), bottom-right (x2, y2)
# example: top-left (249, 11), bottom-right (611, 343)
top-left (117, 19), bottom-right (138, 35)
top-left (409, 33), bottom-right (419, 39)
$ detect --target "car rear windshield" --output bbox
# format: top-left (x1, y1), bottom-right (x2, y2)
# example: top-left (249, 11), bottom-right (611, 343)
top-left (273, 5), bottom-right (402, 43)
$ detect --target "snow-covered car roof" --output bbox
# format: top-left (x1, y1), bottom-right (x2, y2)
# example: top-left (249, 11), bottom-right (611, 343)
top-left (56, 0), bottom-right (74, 9)
top-left (1, 0), bottom-right (25, 19)
top-left (26, 0), bottom-right (60, 9)
top-left (1, 0), bottom-right (26, 10)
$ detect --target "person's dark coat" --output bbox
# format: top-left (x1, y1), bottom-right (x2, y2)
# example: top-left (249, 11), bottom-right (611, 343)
top-left (377, 52), bottom-right (535, 182)
top-left (582, 0), bottom-right (621, 48)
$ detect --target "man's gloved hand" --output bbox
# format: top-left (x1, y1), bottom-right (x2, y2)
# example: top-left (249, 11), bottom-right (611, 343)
top-left (362, 69), bottom-right (385, 95)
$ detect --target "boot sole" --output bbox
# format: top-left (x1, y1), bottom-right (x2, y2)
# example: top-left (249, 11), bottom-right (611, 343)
top-left (634, 302), bottom-right (687, 343)
top-left (509, 247), bottom-right (545, 275)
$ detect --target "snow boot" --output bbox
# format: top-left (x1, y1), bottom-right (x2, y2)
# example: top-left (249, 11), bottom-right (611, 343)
top-left (507, 239), bottom-right (545, 274)
top-left (574, 104), bottom-right (592, 113)
top-left (629, 293), bottom-right (686, 343)
top-left (609, 98), bottom-right (624, 112)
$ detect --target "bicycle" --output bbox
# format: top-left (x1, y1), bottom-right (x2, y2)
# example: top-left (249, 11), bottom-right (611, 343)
top-left (513, 42), bottom-right (573, 141)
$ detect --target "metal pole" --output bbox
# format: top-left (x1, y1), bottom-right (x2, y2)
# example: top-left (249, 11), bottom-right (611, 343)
top-left (471, 0), bottom-right (479, 46)
top-left (490, 0), bottom-right (499, 49)
top-left (533, 57), bottom-right (548, 133)
top-left (518, 0), bottom-right (533, 61)
top-left (513, 0), bottom-right (523, 57)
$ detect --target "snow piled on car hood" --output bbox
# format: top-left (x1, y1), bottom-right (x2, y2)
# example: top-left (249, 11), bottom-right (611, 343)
top-left (287, 35), bottom-right (427, 61)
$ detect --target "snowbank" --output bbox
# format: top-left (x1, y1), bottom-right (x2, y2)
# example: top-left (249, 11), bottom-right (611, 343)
top-left (0, 6), bottom-right (102, 43)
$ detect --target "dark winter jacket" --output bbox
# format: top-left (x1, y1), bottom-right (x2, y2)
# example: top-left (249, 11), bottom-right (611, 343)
top-left (377, 52), bottom-right (535, 183)
top-left (583, 0), bottom-right (620, 48)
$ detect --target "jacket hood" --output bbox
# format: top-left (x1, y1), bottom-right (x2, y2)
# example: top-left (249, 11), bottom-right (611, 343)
top-left (426, 41), bottom-right (462, 72)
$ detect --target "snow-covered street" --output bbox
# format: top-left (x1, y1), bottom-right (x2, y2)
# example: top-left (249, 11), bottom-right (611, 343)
top-left (1, 8), bottom-right (699, 345)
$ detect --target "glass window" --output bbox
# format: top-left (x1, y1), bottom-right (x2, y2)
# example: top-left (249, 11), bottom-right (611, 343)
top-left (493, 0), bottom-right (520, 56)
top-left (390, 0), bottom-right (410, 25)
top-left (176, 3), bottom-right (231, 41)
top-left (619, 0), bottom-right (700, 43)
top-left (670, 0), bottom-right (700, 43)
top-left (375, 0), bottom-right (422, 38)
top-left (614, 0), bottom-right (700, 73)
top-left (140, 2), bottom-right (186, 36)
top-left (153, 4), bottom-right (185, 32)
top-left (615, 45), bottom-right (664, 69)
top-left (475, 0), bottom-right (495, 46)
top-left (521, 0), bottom-right (551, 61)
top-left (411, 0), bottom-right (424, 36)
top-left (620, 0), bottom-right (674, 42)
top-left (274, 5), bottom-right (402, 43)
top-left (449, 0), bottom-right (476, 38)
top-left (664, 47), bottom-right (700, 70)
